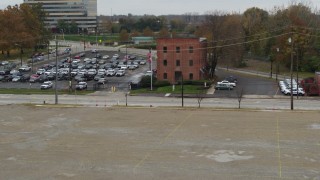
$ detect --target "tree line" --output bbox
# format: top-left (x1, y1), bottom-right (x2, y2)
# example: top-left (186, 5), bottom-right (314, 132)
top-left (195, 2), bottom-right (320, 75)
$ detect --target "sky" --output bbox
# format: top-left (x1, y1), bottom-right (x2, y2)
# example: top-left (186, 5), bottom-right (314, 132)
top-left (1, 0), bottom-right (320, 15)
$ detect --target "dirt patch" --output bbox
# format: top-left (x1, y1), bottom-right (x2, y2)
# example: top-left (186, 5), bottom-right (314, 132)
top-left (0, 105), bottom-right (319, 179)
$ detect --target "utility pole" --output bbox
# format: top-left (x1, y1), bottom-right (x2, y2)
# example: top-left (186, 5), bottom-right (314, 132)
top-left (150, 49), bottom-right (153, 91)
top-left (181, 74), bottom-right (184, 107)
top-left (55, 35), bottom-right (58, 104)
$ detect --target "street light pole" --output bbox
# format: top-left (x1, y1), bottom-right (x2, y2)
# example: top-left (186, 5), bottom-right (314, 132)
top-left (288, 37), bottom-right (294, 110)
top-left (19, 46), bottom-right (23, 66)
top-left (276, 48), bottom-right (279, 81)
top-left (55, 35), bottom-right (58, 104)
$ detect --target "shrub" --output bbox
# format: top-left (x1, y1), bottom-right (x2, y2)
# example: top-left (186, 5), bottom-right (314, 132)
top-left (140, 75), bottom-right (157, 88)
top-left (154, 80), bottom-right (170, 87)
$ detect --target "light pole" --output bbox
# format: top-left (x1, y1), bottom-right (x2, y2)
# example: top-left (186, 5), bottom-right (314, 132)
top-left (55, 35), bottom-right (58, 104)
top-left (288, 37), bottom-right (294, 110)
top-left (15, 43), bottom-right (23, 66)
top-left (276, 48), bottom-right (279, 81)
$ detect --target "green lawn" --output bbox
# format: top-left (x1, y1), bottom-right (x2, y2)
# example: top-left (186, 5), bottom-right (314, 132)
top-left (0, 88), bottom-right (93, 95)
top-left (130, 85), bottom-right (207, 94)
top-left (63, 34), bottom-right (119, 43)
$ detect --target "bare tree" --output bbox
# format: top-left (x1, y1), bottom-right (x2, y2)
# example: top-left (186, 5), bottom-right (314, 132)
top-left (196, 90), bottom-right (206, 108)
top-left (236, 88), bottom-right (245, 109)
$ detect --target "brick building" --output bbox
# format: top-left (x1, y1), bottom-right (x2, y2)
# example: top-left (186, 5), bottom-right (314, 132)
top-left (156, 38), bottom-right (207, 84)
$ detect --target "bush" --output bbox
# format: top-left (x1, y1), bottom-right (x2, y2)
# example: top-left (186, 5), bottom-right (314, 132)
top-left (176, 80), bottom-right (212, 86)
top-left (140, 75), bottom-right (157, 88)
top-left (154, 80), bottom-right (170, 87)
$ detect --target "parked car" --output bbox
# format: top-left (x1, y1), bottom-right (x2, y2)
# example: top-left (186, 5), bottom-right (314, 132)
top-left (19, 65), bottom-right (31, 72)
top-left (106, 69), bottom-right (116, 76)
top-left (215, 83), bottom-right (233, 90)
top-left (40, 81), bottom-right (53, 90)
top-left (225, 76), bottom-right (238, 83)
top-left (29, 74), bottom-right (40, 83)
top-left (116, 70), bottom-right (125, 76)
top-left (217, 80), bottom-right (236, 87)
top-left (102, 55), bottom-right (110, 59)
top-left (91, 49), bottom-right (98, 53)
top-left (12, 75), bottom-right (21, 82)
top-left (38, 74), bottom-right (48, 83)
top-left (94, 74), bottom-right (104, 81)
top-left (36, 69), bottom-right (46, 75)
top-left (75, 75), bottom-right (87, 82)
top-left (139, 60), bottom-right (147, 65)
top-left (94, 53), bottom-right (102, 59)
top-left (20, 74), bottom-right (30, 82)
top-left (76, 81), bottom-right (87, 90)
top-left (112, 54), bottom-right (120, 59)
top-left (97, 78), bottom-right (107, 84)
top-left (145, 71), bottom-right (153, 76)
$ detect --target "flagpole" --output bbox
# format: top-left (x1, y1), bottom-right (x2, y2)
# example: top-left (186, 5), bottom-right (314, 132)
top-left (150, 48), bottom-right (153, 91)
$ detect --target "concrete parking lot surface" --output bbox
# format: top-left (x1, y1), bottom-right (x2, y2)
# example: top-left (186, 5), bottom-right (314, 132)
top-left (0, 105), bottom-right (319, 179)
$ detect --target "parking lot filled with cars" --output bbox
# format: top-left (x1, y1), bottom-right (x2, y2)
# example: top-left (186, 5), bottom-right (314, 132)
top-left (0, 49), bottom-right (150, 91)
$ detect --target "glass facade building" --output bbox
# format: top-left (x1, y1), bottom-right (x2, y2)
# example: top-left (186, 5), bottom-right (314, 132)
top-left (24, 0), bottom-right (97, 30)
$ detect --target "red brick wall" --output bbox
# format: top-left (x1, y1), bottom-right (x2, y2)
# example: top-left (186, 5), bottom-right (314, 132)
top-left (156, 38), bottom-right (207, 84)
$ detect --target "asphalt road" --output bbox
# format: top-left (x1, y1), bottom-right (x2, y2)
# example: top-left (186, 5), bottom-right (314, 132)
top-left (1, 92), bottom-right (320, 110)
top-left (214, 68), bottom-right (279, 98)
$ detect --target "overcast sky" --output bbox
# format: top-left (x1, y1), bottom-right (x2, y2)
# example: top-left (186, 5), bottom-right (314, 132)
top-left (1, 0), bottom-right (320, 15)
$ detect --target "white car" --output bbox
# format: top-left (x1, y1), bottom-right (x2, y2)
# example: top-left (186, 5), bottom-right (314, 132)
top-left (91, 49), bottom-right (98, 53)
top-left (36, 69), bottom-right (46, 75)
top-left (217, 80), bottom-right (236, 87)
top-left (139, 60), bottom-right (147, 65)
top-left (40, 81), bottom-right (53, 89)
top-left (116, 70), bottom-right (125, 76)
top-left (112, 54), bottom-right (120, 59)
top-left (106, 69), bottom-right (116, 76)
top-left (10, 69), bottom-right (19, 75)
top-left (102, 55), bottom-right (110, 59)
top-left (145, 71), bottom-right (153, 76)
top-left (76, 82), bottom-right (87, 90)
top-left (87, 69), bottom-right (97, 76)
top-left (19, 65), bottom-right (31, 72)
top-left (97, 69), bottom-right (106, 76)
top-left (84, 58), bottom-right (91, 64)
top-left (12, 76), bottom-right (21, 82)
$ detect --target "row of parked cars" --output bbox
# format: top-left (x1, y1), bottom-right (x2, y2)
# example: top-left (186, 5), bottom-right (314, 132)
top-left (279, 79), bottom-right (305, 96)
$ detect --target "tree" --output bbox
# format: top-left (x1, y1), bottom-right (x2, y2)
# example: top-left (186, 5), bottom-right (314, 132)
top-left (242, 7), bottom-right (269, 56)
top-left (236, 88), bottom-right (245, 109)
top-left (57, 19), bottom-right (68, 33)
top-left (158, 28), bottom-right (170, 38)
top-left (119, 29), bottom-right (129, 42)
top-left (196, 90), bottom-right (206, 108)
top-left (143, 27), bottom-right (154, 37)
top-left (199, 11), bottom-right (228, 78)
top-left (69, 20), bottom-right (78, 34)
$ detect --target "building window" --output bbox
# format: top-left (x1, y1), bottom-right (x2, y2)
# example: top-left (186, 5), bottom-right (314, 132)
top-left (163, 60), bottom-right (167, 66)
top-left (163, 73), bottom-right (167, 79)
top-left (189, 73), bottom-right (193, 80)
top-left (176, 47), bottom-right (180, 53)
top-left (176, 60), bottom-right (180, 66)
top-left (163, 46), bottom-right (167, 53)
top-left (189, 46), bottom-right (193, 53)
top-left (189, 60), bottom-right (193, 66)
